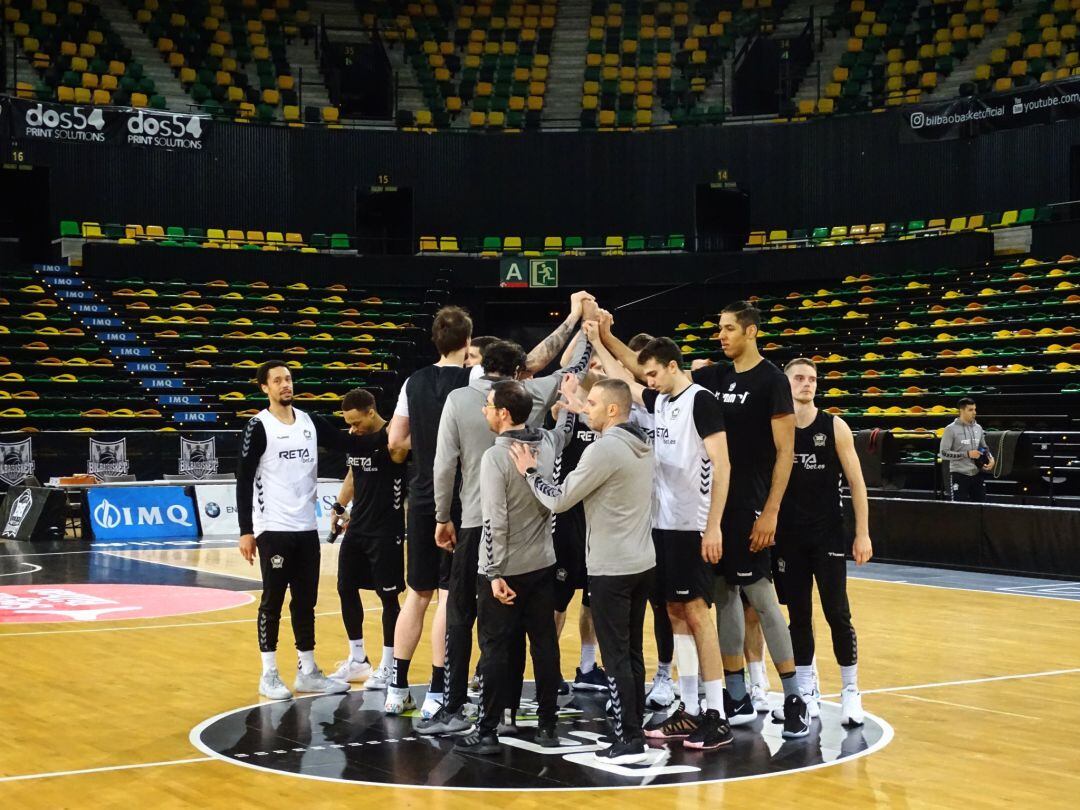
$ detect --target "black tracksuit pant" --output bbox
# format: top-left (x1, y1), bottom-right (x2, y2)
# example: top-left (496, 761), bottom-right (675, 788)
top-left (589, 568), bottom-right (654, 741)
top-left (256, 530), bottom-right (320, 653)
top-left (476, 565), bottom-right (561, 734)
top-left (445, 526), bottom-right (482, 712)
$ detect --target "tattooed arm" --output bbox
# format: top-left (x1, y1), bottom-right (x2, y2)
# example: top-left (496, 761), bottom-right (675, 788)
top-left (524, 290), bottom-right (596, 373)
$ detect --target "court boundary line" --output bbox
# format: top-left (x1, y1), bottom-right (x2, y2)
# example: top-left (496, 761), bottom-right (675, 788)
top-left (880, 692), bottom-right (1037, 720)
top-left (0, 757), bottom-right (214, 783)
top-left (97, 550), bottom-right (264, 583)
top-left (186, 695), bottom-right (895, 792)
top-left (819, 666), bottom-right (1080, 699)
top-left (849, 574), bottom-right (1080, 603)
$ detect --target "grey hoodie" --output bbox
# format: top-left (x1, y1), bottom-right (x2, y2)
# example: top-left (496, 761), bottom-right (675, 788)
top-left (525, 422), bottom-right (656, 577)
top-left (433, 335), bottom-right (592, 528)
top-left (940, 418), bottom-right (990, 476)
top-left (479, 412), bottom-right (574, 579)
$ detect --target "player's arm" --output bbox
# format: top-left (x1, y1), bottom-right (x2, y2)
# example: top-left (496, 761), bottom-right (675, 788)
top-left (387, 377), bottom-right (411, 452)
top-left (511, 441), bottom-right (609, 513)
top-left (938, 423), bottom-right (966, 461)
top-left (433, 396), bottom-right (461, 549)
top-left (597, 312), bottom-right (646, 382)
top-left (701, 431), bottom-right (730, 564)
top-left (524, 290), bottom-right (595, 373)
top-left (835, 417), bottom-right (873, 565)
top-left (751, 412), bottom-right (795, 552)
top-left (479, 453), bottom-right (511, 580)
top-left (235, 417), bottom-right (267, 564)
top-left (584, 319), bottom-right (646, 405)
top-left (333, 469), bottom-right (354, 534)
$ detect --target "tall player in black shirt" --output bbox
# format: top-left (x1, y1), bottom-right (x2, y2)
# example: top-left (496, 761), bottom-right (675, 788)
top-left (329, 388), bottom-right (409, 689)
top-left (776, 358), bottom-right (872, 732)
top-left (690, 301), bottom-right (806, 737)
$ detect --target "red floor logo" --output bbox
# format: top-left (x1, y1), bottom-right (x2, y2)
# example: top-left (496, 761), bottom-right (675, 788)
top-left (0, 584), bottom-right (253, 623)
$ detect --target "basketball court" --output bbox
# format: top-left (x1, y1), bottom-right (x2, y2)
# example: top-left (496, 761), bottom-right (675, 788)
top-left (2, 537), bottom-right (1077, 807)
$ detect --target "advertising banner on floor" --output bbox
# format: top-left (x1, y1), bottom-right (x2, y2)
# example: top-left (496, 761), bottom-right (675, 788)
top-left (5, 97), bottom-right (210, 150)
top-left (86, 485), bottom-right (199, 540)
top-left (195, 481), bottom-right (345, 537)
top-left (902, 77), bottom-right (1080, 142)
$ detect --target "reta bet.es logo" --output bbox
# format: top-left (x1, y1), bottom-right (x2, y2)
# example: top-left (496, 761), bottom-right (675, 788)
top-left (24, 104), bottom-right (106, 141)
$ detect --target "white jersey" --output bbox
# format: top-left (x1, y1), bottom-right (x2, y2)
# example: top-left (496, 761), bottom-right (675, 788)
top-left (251, 407), bottom-right (320, 535)
top-left (652, 384), bottom-right (712, 532)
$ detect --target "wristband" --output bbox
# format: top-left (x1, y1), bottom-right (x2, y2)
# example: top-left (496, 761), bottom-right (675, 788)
top-left (524, 466), bottom-right (538, 478)
top-left (331, 502), bottom-right (346, 516)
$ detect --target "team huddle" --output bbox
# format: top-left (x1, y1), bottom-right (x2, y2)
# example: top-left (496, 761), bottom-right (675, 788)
top-left (236, 292), bottom-right (874, 765)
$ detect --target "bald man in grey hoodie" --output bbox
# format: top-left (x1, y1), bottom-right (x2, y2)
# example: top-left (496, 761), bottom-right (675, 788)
top-left (511, 377), bottom-right (656, 765)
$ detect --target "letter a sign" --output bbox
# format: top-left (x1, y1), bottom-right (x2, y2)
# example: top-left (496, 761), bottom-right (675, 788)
top-left (499, 259), bottom-right (529, 288)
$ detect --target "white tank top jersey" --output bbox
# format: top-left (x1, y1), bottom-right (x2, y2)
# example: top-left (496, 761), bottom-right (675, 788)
top-left (652, 383), bottom-right (712, 532)
top-left (251, 407), bottom-right (320, 535)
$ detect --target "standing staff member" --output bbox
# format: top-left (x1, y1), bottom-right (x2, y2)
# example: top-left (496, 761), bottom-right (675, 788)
top-left (512, 378), bottom-right (657, 765)
top-left (237, 360), bottom-right (367, 700)
top-left (777, 358), bottom-right (872, 732)
top-left (454, 381), bottom-right (572, 754)
top-left (939, 396), bottom-right (995, 503)
top-left (327, 388), bottom-right (409, 689)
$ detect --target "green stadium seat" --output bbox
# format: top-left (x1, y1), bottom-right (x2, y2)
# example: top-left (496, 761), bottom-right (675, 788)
top-left (59, 220), bottom-right (80, 238)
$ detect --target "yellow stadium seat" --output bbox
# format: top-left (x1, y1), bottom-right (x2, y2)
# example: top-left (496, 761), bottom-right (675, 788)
top-left (419, 236), bottom-right (438, 252)
top-left (321, 106), bottom-right (339, 123)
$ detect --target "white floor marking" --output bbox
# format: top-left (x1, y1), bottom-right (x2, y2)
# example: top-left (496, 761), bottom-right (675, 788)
top-left (98, 550), bottom-right (264, 582)
top-left (0, 562), bottom-right (43, 576)
top-left (820, 667), bottom-right (1080, 700)
top-left (0, 756), bottom-right (213, 783)
top-left (851, 575), bottom-right (1080, 602)
top-left (880, 691), bottom-right (1038, 720)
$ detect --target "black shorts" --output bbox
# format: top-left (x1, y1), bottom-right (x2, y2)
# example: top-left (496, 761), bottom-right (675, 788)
top-left (338, 528), bottom-right (405, 594)
top-left (774, 524), bottom-right (846, 604)
top-left (652, 529), bottom-right (714, 606)
top-left (553, 504), bottom-right (589, 612)
top-left (717, 507), bottom-right (773, 586)
top-left (406, 507), bottom-right (452, 592)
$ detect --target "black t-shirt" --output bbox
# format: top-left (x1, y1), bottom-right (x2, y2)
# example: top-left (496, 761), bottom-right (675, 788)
top-left (346, 427), bottom-right (406, 537)
top-left (402, 364), bottom-right (471, 510)
top-left (778, 410), bottom-right (843, 536)
top-left (692, 359), bottom-right (793, 509)
top-left (641, 385), bottom-right (726, 439)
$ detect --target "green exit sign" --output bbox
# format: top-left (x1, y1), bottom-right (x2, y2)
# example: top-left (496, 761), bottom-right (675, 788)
top-left (530, 259), bottom-right (558, 288)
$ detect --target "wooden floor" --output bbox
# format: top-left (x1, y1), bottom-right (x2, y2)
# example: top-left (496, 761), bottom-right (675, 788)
top-left (2, 542), bottom-right (1079, 808)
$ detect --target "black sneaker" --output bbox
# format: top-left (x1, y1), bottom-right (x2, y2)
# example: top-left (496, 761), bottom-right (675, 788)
top-left (594, 736), bottom-right (648, 764)
top-left (683, 709), bottom-right (734, 750)
top-left (643, 702), bottom-right (701, 739)
top-left (454, 730), bottom-right (501, 754)
top-left (781, 693), bottom-right (810, 739)
top-left (416, 704), bottom-right (475, 736)
top-left (724, 690), bottom-right (757, 727)
top-left (572, 665), bottom-right (609, 691)
top-left (534, 726), bottom-right (560, 748)
top-left (557, 679), bottom-right (570, 696)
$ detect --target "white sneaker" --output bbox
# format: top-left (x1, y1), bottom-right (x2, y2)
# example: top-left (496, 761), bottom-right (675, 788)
top-left (385, 685), bottom-right (417, 714)
top-left (804, 687), bottom-right (821, 719)
top-left (294, 667), bottom-right (350, 695)
top-left (365, 664), bottom-right (392, 690)
top-left (331, 658), bottom-right (372, 683)
top-left (645, 671), bottom-right (676, 709)
top-left (259, 669), bottom-right (293, 701)
top-left (841, 684), bottom-right (864, 726)
top-left (749, 683), bottom-right (770, 713)
top-left (421, 692), bottom-right (445, 720)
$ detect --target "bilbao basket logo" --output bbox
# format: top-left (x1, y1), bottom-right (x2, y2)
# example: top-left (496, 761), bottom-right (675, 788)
top-left (0, 437), bottom-right (34, 486)
top-left (2, 489), bottom-right (34, 538)
top-left (179, 437), bottom-right (219, 479)
top-left (0, 584), bottom-right (253, 624)
top-left (88, 438), bottom-right (129, 479)
top-left (23, 103), bottom-right (106, 142)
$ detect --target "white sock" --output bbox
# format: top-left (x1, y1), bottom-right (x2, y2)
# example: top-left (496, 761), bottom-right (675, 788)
top-left (261, 651), bottom-right (277, 675)
top-left (703, 679), bottom-right (727, 719)
top-left (748, 660), bottom-right (767, 689)
top-left (298, 649), bottom-right (316, 675)
top-left (840, 664), bottom-right (858, 690)
top-left (795, 665), bottom-right (815, 695)
top-left (657, 661), bottom-right (672, 678)
top-left (380, 646), bottom-right (395, 671)
top-left (673, 634), bottom-right (700, 714)
top-left (579, 643), bottom-right (597, 673)
top-left (349, 638), bottom-right (366, 663)
top-left (426, 691), bottom-right (444, 704)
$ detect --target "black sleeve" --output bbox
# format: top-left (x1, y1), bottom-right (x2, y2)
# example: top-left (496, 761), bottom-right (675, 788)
top-left (769, 369), bottom-right (795, 418)
top-left (642, 388), bottom-right (659, 414)
top-left (692, 390), bottom-right (726, 439)
top-left (691, 364), bottom-right (724, 394)
top-left (235, 418), bottom-right (267, 536)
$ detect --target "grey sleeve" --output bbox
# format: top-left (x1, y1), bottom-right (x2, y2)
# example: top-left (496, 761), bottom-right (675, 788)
top-left (479, 452), bottom-right (510, 580)
top-left (527, 441), bottom-right (611, 514)
top-left (528, 334), bottom-right (594, 416)
top-left (557, 332), bottom-right (593, 380)
top-left (939, 424), bottom-right (965, 460)
top-left (433, 395), bottom-right (461, 524)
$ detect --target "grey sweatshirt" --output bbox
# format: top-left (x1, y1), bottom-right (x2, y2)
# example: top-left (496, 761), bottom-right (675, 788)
top-left (479, 414), bottom-right (574, 579)
top-left (433, 335), bottom-right (592, 527)
top-left (940, 418), bottom-right (991, 476)
top-left (525, 423), bottom-right (656, 577)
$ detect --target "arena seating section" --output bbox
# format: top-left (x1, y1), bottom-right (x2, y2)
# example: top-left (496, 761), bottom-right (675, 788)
top-left (970, 0), bottom-right (1080, 93)
top-left (6, 0), bottom-right (162, 108)
top-left (0, 266), bottom-right (428, 430)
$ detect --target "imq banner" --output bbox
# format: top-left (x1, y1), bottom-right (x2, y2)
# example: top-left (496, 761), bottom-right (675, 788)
top-left (4, 96), bottom-right (210, 150)
top-left (902, 77), bottom-right (1080, 142)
